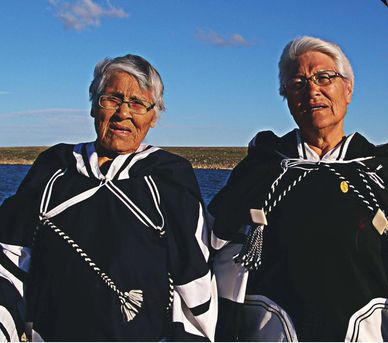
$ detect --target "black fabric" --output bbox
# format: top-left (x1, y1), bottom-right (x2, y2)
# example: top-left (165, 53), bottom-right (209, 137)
top-left (210, 130), bottom-right (388, 341)
top-left (170, 322), bottom-right (208, 342)
top-left (0, 144), bottom-right (209, 341)
top-left (191, 299), bottom-right (211, 316)
top-left (215, 298), bottom-right (243, 341)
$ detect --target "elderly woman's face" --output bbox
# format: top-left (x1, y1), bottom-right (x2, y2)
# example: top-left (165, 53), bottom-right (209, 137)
top-left (92, 71), bottom-right (156, 156)
top-left (285, 51), bottom-right (353, 136)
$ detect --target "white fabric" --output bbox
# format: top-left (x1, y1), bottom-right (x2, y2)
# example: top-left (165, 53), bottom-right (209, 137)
top-left (0, 243), bottom-right (30, 297)
top-left (86, 143), bottom-right (103, 179)
top-left (172, 289), bottom-right (206, 338)
top-left (195, 204), bottom-right (210, 261)
top-left (192, 277), bottom-right (218, 341)
top-left (240, 295), bottom-right (298, 342)
top-left (0, 305), bottom-right (20, 342)
top-left (175, 271), bottom-right (211, 309)
top-left (118, 146), bottom-right (160, 180)
top-left (345, 297), bottom-right (388, 342)
top-left (213, 242), bottom-right (249, 303)
top-left (296, 129), bottom-right (355, 161)
top-left (210, 231), bottom-right (229, 250)
top-left (73, 142), bottom-right (155, 181)
top-left (73, 144), bottom-right (89, 177)
top-left (172, 203), bottom-right (217, 341)
top-left (143, 176), bottom-right (165, 230)
top-left (172, 277), bottom-right (218, 342)
top-left (0, 243), bottom-right (30, 273)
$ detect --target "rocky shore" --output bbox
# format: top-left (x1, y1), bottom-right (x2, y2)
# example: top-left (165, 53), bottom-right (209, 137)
top-left (0, 146), bottom-right (247, 170)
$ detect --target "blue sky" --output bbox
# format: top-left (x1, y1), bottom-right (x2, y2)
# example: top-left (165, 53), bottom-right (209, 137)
top-left (0, 0), bottom-right (387, 147)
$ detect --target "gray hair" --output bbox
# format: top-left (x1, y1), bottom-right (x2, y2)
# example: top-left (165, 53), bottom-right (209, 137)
top-left (278, 36), bottom-right (354, 97)
top-left (89, 54), bottom-right (165, 117)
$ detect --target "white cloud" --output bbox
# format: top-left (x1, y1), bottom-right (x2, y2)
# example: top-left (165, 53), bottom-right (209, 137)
top-left (196, 29), bottom-right (252, 47)
top-left (48, 0), bottom-right (128, 31)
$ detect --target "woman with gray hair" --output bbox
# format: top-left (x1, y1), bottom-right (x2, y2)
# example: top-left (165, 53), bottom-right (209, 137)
top-left (0, 54), bottom-right (217, 341)
top-left (209, 36), bottom-right (388, 341)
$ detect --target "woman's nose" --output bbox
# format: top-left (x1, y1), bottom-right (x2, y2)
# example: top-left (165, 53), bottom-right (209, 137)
top-left (305, 79), bottom-right (322, 97)
top-left (115, 102), bottom-right (133, 119)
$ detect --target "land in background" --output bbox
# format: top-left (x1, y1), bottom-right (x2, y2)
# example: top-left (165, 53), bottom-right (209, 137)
top-left (0, 146), bottom-right (247, 170)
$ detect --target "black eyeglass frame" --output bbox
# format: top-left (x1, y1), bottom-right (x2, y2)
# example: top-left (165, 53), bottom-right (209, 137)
top-left (98, 95), bottom-right (155, 115)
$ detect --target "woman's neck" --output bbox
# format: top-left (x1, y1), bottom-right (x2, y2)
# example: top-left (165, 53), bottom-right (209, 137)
top-left (94, 143), bottom-right (118, 168)
top-left (301, 127), bottom-right (346, 157)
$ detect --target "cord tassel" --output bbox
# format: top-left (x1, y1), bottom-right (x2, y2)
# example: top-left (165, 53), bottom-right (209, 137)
top-left (234, 224), bottom-right (264, 270)
top-left (120, 290), bottom-right (143, 322)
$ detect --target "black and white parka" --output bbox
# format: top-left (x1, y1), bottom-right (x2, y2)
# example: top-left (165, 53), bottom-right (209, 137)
top-left (209, 129), bottom-right (388, 342)
top-left (0, 142), bottom-right (217, 341)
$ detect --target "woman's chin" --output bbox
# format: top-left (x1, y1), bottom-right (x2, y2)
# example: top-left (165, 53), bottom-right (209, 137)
top-left (96, 139), bottom-right (139, 156)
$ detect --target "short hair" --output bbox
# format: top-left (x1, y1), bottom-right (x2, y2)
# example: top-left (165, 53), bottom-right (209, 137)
top-left (89, 54), bottom-right (165, 117)
top-left (278, 36), bottom-right (354, 97)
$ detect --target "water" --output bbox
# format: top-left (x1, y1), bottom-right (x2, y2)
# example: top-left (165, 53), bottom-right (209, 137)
top-left (0, 165), bottom-right (230, 206)
top-left (194, 169), bottom-right (230, 205)
top-left (0, 165), bottom-right (31, 205)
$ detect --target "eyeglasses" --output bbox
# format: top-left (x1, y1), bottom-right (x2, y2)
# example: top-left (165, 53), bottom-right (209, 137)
top-left (98, 95), bottom-right (155, 115)
top-left (284, 70), bottom-right (346, 92)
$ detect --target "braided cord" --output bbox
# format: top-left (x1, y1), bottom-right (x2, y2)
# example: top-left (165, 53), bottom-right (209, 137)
top-left (166, 273), bottom-right (174, 312)
top-left (235, 168), bottom-right (314, 270)
top-left (322, 164), bottom-right (380, 213)
top-left (264, 169), bottom-right (313, 216)
top-left (40, 217), bottom-right (143, 322)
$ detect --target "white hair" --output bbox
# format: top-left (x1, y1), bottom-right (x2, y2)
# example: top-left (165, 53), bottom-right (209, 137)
top-left (278, 36), bottom-right (354, 97)
top-left (89, 54), bottom-right (165, 117)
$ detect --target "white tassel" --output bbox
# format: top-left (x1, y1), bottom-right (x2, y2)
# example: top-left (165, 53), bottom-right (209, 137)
top-left (120, 290), bottom-right (143, 322)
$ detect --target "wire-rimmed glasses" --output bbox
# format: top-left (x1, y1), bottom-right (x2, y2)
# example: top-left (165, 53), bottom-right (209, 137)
top-left (284, 70), bottom-right (346, 92)
top-left (98, 95), bottom-right (155, 115)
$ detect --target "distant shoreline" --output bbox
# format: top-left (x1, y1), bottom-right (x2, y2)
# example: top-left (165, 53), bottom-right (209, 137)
top-left (0, 146), bottom-right (247, 170)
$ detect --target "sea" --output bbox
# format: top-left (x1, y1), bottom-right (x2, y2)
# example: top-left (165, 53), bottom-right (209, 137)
top-left (0, 165), bottom-right (231, 206)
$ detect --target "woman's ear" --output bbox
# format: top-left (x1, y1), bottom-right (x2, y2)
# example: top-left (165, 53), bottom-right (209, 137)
top-left (345, 81), bottom-right (353, 105)
top-left (150, 113), bottom-right (157, 128)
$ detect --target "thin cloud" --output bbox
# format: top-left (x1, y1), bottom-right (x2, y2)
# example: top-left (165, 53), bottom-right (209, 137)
top-left (158, 123), bottom-right (219, 130)
top-left (196, 29), bottom-right (252, 47)
top-left (0, 108), bottom-right (89, 119)
top-left (48, 0), bottom-right (128, 31)
top-left (0, 91), bottom-right (10, 95)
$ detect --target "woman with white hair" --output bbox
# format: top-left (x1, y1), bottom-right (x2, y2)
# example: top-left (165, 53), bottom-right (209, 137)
top-left (0, 54), bottom-right (217, 341)
top-left (209, 36), bottom-right (388, 341)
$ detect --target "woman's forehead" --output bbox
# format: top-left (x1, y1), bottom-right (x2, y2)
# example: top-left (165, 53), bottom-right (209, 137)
top-left (105, 71), bottom-right (139, 87)
top-left (104, 71), bottom-right (152, 97)
top-left (290, 51), bottom-right (336, 74)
